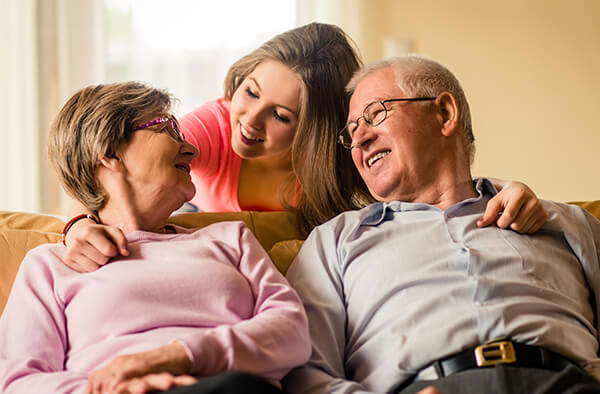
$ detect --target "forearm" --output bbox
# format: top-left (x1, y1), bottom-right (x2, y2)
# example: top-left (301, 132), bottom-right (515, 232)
top-left (177, 302), bottom-right (310, 379)
top-left (0, 368), bottom-right (87, 394)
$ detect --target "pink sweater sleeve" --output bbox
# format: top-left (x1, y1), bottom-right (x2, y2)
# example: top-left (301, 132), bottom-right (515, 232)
top-left (175, 225), bottom-right (312, 381)
top-left (0, 246), bottom-right (88, 394)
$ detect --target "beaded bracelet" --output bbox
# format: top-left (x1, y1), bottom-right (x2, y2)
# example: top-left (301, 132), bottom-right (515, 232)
top-left (62, 214), bottom-right (99, 246)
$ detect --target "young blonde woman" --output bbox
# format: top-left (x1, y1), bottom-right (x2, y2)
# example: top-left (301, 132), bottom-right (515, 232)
top-left (62, 22), bottom-right (547, 273)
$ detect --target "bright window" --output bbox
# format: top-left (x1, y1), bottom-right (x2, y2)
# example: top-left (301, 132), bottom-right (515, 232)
top-left (103, 0), bottom-right (297, 115)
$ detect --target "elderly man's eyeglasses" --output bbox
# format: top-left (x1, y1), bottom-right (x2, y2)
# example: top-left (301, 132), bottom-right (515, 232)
top-left (338, 97), bottom-right (436, 149)
top-left (132, 115), bottom-right (185, 142)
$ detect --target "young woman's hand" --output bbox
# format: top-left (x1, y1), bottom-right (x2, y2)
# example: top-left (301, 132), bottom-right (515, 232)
top-left (63, 218), bottom-right (129, 272)
top-left (86, 342), bottom-right (192, 394)
top-left (478, 180), bottom-right (548, 234)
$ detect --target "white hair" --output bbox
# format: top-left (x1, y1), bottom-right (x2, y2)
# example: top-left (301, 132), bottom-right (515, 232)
top-left (346, 55), bottom-right (475, 163)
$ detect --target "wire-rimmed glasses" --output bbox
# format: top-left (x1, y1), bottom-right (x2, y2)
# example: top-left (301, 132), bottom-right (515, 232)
top-left (338, 97), bottom-right (436, 149)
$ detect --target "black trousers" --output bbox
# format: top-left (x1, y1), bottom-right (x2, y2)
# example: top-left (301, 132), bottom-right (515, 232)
top-left (160, 371), bottom-right (283, 394)
top-left (399, 364), bottom-right (600, 394)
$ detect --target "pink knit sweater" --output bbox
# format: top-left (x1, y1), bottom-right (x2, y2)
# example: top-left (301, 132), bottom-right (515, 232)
top-left (0, 222), bottom-right (310, 393)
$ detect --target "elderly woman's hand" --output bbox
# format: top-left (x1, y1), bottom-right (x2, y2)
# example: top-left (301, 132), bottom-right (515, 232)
top-left (106, 373), bottom-right (197, 394)
top-left (478, 180), bottom-right (548, 234)
top-left (86, 342), bottom-right (192, 394)
top-left (63, 219), bottom-right (129, 272)
top-left (416, 387), bottom-right (443, 394)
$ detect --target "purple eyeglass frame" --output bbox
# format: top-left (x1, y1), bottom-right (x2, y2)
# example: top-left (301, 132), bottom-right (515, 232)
top-left (132, 117), bottom-right (169, 131)
top-left (132, 115), bottom-right (185, 141)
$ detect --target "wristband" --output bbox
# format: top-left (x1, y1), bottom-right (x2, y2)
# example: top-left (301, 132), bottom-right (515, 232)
top-left (62, 214), bottom-right (99, 246)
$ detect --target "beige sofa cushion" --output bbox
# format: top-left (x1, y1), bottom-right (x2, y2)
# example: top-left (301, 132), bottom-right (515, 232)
top-left (0, 229), bottom-right (62, 312)
top-left (0, 211), bottom-right (64, 233)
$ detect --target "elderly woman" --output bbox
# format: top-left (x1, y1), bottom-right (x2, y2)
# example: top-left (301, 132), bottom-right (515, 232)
top-left (0, 82), bottom-right (311, 394)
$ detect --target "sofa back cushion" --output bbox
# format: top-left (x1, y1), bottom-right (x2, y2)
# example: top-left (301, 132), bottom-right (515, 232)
top-left (0, 210), bottom-right (305, 314)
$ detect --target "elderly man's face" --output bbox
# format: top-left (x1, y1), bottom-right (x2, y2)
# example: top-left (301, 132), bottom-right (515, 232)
top-left (349, 68), bottom-right (441, 202)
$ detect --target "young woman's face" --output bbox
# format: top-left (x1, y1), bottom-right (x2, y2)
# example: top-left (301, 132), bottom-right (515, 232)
top-left (229, 60), bottom-right (302, 164)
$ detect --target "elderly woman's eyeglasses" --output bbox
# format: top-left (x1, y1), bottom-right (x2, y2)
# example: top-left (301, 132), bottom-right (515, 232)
top-left (338, 97), bottom-right (437, 149)
top-left (132, 115), bottom-right (185, 142)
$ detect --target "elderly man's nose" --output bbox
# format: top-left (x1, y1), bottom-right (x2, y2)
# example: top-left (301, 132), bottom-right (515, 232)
top-left (352, 121), bottom-right (376, 148)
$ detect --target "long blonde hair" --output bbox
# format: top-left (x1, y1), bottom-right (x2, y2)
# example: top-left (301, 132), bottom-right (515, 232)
top-left (224, 23), bottom-right (369, 234)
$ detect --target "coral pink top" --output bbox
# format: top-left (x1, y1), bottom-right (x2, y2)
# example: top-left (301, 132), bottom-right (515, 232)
top-left (179, 98), bottom-right (242, 212)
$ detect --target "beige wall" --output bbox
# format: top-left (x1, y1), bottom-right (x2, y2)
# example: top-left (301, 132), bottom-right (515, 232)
top-left (350, 0), bottom-right (599, 201)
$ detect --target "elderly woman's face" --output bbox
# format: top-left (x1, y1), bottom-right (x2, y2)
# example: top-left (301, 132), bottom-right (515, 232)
top-left (116, 115), bottom-right (198, 212)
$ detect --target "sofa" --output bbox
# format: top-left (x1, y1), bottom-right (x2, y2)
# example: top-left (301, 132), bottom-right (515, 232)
top-left (0, 210), bottom-right (305, 313)
top-left (2, 201), bottom-right (600, 316)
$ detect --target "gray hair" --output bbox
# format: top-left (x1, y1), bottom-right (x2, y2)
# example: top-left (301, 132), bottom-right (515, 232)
top-left (346, 55), bottom-right (475, 163)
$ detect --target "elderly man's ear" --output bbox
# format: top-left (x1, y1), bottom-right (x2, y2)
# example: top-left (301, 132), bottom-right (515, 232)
top-left (436, 92), bottom-right (459, 137)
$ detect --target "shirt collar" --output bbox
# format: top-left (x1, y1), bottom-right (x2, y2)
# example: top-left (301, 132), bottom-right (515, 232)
top-left (359, 177), bottom-right (498, 227)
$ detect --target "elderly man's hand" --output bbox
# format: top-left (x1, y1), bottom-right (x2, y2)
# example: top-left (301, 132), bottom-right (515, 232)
top-left (478, 180), bottom-right (548, 234)
top-left (86, 342), bottom-right (192, 394)
top-left (105, 373), bottom-right (197, 394)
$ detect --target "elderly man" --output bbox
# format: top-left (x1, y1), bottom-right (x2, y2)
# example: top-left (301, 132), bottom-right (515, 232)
top-left (282, 56), bottom-right (600, 393)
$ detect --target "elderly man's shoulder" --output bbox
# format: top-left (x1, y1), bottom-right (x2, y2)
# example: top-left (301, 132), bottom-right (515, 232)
top-left (321, 203), bottom-right (382, 229)
top-left (541, 199), bottom-right (600, 234)
top-left (302, 203), bottom-right (385, 247)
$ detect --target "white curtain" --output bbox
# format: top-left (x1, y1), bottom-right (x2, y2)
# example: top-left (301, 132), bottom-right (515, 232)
top-left (1, 0), bottom-right (41, 213)
top-left (0, 0), bottom-right (104, 215)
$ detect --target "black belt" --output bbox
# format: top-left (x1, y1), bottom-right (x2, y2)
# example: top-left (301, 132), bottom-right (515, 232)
top-left (397, 341), bottom-right (576, 390)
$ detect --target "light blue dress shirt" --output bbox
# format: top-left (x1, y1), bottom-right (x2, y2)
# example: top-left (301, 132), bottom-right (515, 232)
top-left (284, 178), bottom-right (600, 393)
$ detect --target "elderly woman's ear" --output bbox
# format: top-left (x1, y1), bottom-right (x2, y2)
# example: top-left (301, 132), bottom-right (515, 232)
top-left (97, 156), bottom-right (124, 172)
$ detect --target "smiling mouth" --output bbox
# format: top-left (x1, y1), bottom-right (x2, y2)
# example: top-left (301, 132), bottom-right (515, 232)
top-left (175, 164), bottom-right (190, 173)
top-left (367, 150), bottom-right (390, 167)
top-left (240, 125), bottom-right (264, 142)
